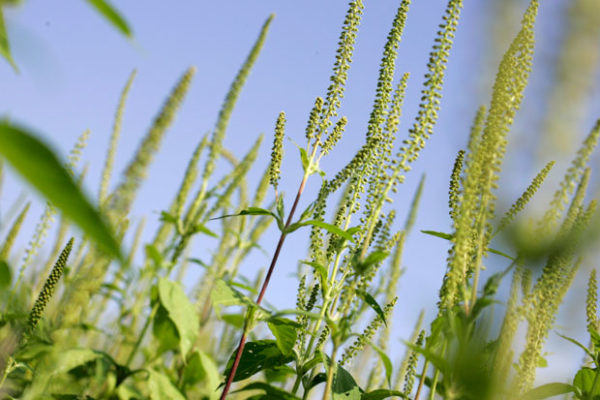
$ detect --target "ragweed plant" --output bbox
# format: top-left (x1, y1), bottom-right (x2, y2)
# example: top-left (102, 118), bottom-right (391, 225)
top-left (0, 0), bottom-right (598, 399)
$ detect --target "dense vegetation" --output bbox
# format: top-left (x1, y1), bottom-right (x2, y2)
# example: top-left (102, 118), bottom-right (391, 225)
top-left (0, 0), bottom-right (599, 399)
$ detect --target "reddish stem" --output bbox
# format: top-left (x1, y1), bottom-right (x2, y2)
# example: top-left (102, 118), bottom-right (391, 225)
top-left (219, 176), bottom-right (307, 399)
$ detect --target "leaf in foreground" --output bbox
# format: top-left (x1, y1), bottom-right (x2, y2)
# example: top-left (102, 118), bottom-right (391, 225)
top-left (0, 124), bottom-right (123, 261)
top-left (85, 0), bottom-right (133, 37)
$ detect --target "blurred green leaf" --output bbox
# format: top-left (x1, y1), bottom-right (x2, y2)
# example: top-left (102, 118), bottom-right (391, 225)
top-left (0, 260), bottom-right (11, 289)
top-left (183, 350), bottom-right (220, 398)
top-left (573, 367), bottom-right (600, 398)
top-left (287, 219), bottom-right (355, 242)
top-left (0, 7), bottom-right (17, 71)
top-left (85, 0), bottom-right (132, 37)
top-left (267, 317), bottom-right (299, 356)
top-left (421, 230), bottom-right (514, 260)
top-left (332, 364), bottom-right (361, 400)
top-left (223, 340), bottom-right (293, 382)
top-left (147, 369), bottom-right (185, 400)
top-left (357, 290), bottom-right (387, 326)
top-left (0, 123), bottom-right (122, 261)
top-left (152, 305), bottom-right (179, 354)
top-left (361, 389), bottom-right (408, 400)
top-left (556, 331), bottom-right (595, 360)
top-left (233, 382), bottom-right (301, 399)
top-left (157, 278), bottom-right (199, 357)
top-left (520, 382), bottom-right (579, 399)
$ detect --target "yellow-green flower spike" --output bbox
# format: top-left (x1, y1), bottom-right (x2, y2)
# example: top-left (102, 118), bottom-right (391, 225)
top-left (100, 70), bottom-right (136, 205)
top-left (0, 202), bottom-right (30, 261)
top-left (269, 112), bottom-right (286, 192)
top-left (397, 0), bottom-right (463, 175)
top-left (110, 67), bottom-right (195, 221)
top-left (540, 119), bottom-right (600, 234)
top-left (318, 0), bottom-right (364, 139)
top-left (202, 15), bottom-right (273, 185)
top-left (305, 97), bottom-right (323, 144)
top-left (448, 150), bottom-right (465, 221)
top-left (403, 329), bottom-right (425, 396)
top-left (496, 160), bottom-right (555, 233)
top-left (586, 269), bottom-right (598, 338)
top-left (27, 238), bottom-right (74, 334)
top-left (394, 310), bottom-right (424, 390)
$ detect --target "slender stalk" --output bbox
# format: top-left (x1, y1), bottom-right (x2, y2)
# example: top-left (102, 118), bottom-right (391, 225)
top-left (322, 345), bottom-right (338, 400)
top-left (219, 171), bottom-right (309, 399)
top-left (414, 359), bottom-right (429, 400)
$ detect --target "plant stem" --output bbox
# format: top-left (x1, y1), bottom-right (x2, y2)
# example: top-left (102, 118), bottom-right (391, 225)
top-left (219, 172), bottom-right (309, 399)
top-left (414, 359), bottom-right (429, 400)
top-left (322, 345), bottom-right (338, 400)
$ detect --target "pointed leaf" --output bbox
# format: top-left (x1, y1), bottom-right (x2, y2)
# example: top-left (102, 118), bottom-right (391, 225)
top-left (223, 340), bottom-right (294, 382)
top-left (556, 332), bottom-right (595, 360)
top-left (85, 0), bottom-right (132, 37)
top-left (362, 390), bottom-right (409, 400)
top-left (157, 278), bottom-right (199, 357)
top-left (0, 260), bottom-right (11, 289)
top-left (357, 290), bottom-right (387, 326)
top-left (332, 364), bottom-right (361, 400)
top-left (147, 369), bottom-right (185, 400)
top-left (267, 317), bottom-right (299, 356)
top-left (288, 220), bottom-right (355, 242)
top-left (520, 382), bottom-right (578, 400)
top-left (0, 124), bottom-right (122, 261)
top-left (233, 382), bottom-right (301, 399)
top-left (0, 7), bottom-right (17, 71)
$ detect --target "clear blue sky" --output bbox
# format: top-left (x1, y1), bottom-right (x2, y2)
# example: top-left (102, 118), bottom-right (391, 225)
top-left (1, 0), bottom-right (598, 387)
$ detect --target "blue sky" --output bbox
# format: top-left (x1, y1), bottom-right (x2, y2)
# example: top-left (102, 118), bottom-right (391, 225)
top-left (1, 0), bottom-right (599, 387)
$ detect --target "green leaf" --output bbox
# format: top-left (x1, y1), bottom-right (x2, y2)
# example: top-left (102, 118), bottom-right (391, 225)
top-left (421, 230), bottom-right (514, 260)
top-left (152, 305), bottom-right (179, 354)
top-left (332, 364), bottom-right (361, 400)
top-left (357, 290), bottom-right (387, 326)
top-left (0, 7), bottom-right (17, 71)
top-left (361, 389), bottom-right (408, 400)
top-left (573, 367), bottom-right (600, 398)
top-left (300, 260), bottom-right (329, 292)
top-left (233, 382), bottom-right (301, 399)
top-left (287, 220), bottom-right (355, 242)
top-left (367, 342), bottom-right (393, 387)
top-left (85, 0), bottom-right (132, 37)
top-left (223, 340), bottom-right (294, 382)
top-left (556, 332), bottom-right (595, 360)
top-left (276, 195), bottom-right (285, 221)
top-left (211, 279), bottom-right (250, 315)
top-left (299, 148), bottom-right (310, 172)
top-left (520, 382), bottom-right (579, 400)
top-left (147, 369), bottom-right (185, 400)
top-left (353, 251), bottom-right (390, 275)
top-left (183, 350), bottom-right (220, 398)
top-left (306, 372), bottom-right (327, 391)
top-left (157, 278), bottom-right (199, 357)
top-left (0, 124), bottom-right (122, 261)
top-left (0, 260), bottom-right (11, 289)
top-left (190, 223), bottom-right (218, 238)
top-left (267, 317), bottom-right (299, 356)
top-left (211, 206), bottom-right (283, 230)
top-left (221, 313), bottom-right (245, 329)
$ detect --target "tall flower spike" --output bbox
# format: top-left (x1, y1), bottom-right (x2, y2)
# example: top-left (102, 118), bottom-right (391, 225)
top-left (305, 97), bottom-right (323, 144)
top-left (99, 70), bottom-right (136, 205)
top-left (110, 67), bottom-right (195, 222)
top-left (27, 238), bottom-right (73, 334)
top-left (540, 119), bottom-right (600, 234)
top-left (496, 160), bottom-right (555, 234)
top-left (269, 112), bottom-right (286, 193)
top-left (448, 150), bottom-right (465, 221)
top-left (317, 0), bottom-right (364, 140)
top-left (404, 174), bottom-right (425, 234)
top-left (586, 269), bottom-right (598, 338)
top-left (396, 0), bottom-right (463, 175)
top-left (0, 202), bottom-right (30, 261)
top-left (202, 15), bottom-right (273, 185)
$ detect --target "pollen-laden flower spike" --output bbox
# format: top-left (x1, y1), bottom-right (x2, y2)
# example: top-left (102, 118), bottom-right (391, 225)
top-left (269, 112), bottom-right (286, 192)
top-left (496, 160), bottom-right (555, 234)
top-left (403, 329), bottom-right (425, 396)
top-left (587, 269), bottom-right (599, 338)
top-left (448, 150), bottom-right (465, 221)
top-left (321, 116), bottom-right (348, 157)
top-left (305, 97), bottom-right (324, 144)
top-left (0, 202), bottom-right (30, 260)
top-left (27, 238), bottom-right (74, 334)
top-left (317, 0), bottom-right (364, 140)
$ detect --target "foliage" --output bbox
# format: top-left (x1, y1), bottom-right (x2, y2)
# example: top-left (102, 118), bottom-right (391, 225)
top-left (0, 0), bottom-right (598, 399)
